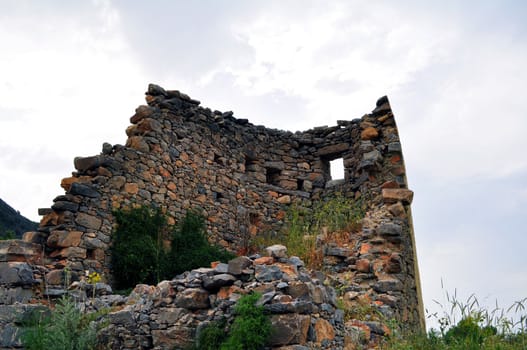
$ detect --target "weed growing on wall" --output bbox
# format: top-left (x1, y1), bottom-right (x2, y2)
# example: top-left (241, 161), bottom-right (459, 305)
top-left (22, 297), bottom-right (100, 350)
top-left (255, 194), bottom-right (363, 268)
top-left (221, 293), bottom-right (271, 350)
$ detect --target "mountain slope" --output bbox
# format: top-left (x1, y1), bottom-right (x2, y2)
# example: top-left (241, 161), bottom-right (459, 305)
top-left (0, 198), bottom-right (38, 239)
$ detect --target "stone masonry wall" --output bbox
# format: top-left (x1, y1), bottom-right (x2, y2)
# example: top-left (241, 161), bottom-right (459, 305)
top-left (18, 83), bottom-right (424, 331)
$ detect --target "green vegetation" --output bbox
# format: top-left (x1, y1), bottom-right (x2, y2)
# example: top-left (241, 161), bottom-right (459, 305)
top-left (111, 206), bottom-right (234, 289)
top-left (253, 194), bottom-right (363, 268)
top-left (22, 297), bottom-right (101, 350)
top-left (192, 293), bottom-right (271, 350)
top-left (0, 229), bottom-right (16, 240)
top-left (111, 205), bottom-right (169, 289)
top-left (170, 209), bottom-right (235, 275)
top-left (382, 292), bottom-right (527, 350)
top-left (193, 318), bottom-right (229, 350)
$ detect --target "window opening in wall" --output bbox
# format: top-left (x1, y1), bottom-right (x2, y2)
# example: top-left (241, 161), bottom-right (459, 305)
top-left (266, 168), bottom-right (281, 186)
top-left (87, 249), bottom-right (95, 260)
top-left (214, 154), bottom-right (224, 166)
top-left (297, 179), bottom-right (304, 191)
top-left (213, 192), bottom-right (223, 202)
top-left (330, 158), bottom-right (345, 180)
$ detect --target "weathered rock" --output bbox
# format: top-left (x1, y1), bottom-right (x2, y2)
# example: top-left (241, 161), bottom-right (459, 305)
top-left (269, 314), bottom-right (311, 346)
top-left (382, 188), bottom-right (414, 204)
top-left (47, 230), bottom-right (82, 248)
top-left (227, 256), bottom-right (253, 275)
top-left (175, 288), bottom-right (210, 309)
top-left (377, 223), bottom-right (402, 236)
top-left (69, 182), bottom-right (100, 198)
top-left (75, 213), bottom-right (102, 230)
top-left (265, 244), bottom-right (288, 259)
top-left (202, 273), bottom-right (237, 290)
top-left (255, 265), bottom-right (283, 282)
top-left (315, 318), bottom-right (336, 344)
top-left (372, 278), bottom-right (403, 293)
top-left (0, 262), bottom-right (36, 286)
top-left (361, 127), bottom-right (378, 140)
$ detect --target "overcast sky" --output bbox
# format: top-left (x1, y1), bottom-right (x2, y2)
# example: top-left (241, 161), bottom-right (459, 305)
top-left (1, 0), bottom-right (526, 328)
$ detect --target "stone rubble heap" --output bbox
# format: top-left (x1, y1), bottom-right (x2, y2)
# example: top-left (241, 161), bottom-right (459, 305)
top-left (97, 246), bottom-right (389, 350)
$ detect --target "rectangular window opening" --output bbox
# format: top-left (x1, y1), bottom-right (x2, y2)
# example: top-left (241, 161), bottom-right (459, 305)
top-left (297, 179), bottom-right (304, 190)
top-left (266, 168), bottom-right (281, 186)
top-left (330, 158), bottom-right (345, 180)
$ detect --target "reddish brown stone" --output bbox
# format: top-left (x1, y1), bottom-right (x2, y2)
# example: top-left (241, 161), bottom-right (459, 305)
top-left (124, 183), bottom-right (139, 194)
top-left (382, 188), bottom-right (414, 204)
top-left (381, 181), bottom-right (399, 189)
top-left (315, 318), bottom-right (336, 344)
top-left (277, 195), bottom-right (291, 204)
top-left (361, 127), bottom-right (378, 140)
top-left (60, 177), bottom-right (80, 191)
top-left (360, 243), bottom-right (372, 255)
top-left (390, 155), bottom-right (402, 164)
top-left (356, 258), bottom-right (371, 273)
top-left (254, 256), bottom-right (274, 265)
top-left (130, 105), bottom-right (154, 124)
top-left (40, 211), bottom-right (62, 226)
top-left (388, 202), bottom-right (406, 217)
top-left (47, 230), bottom-right (82, 248)
top-left (126, 136), bottom-right (150, 152)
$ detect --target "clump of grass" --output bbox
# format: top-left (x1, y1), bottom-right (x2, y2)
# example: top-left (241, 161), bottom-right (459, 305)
top-left (253, 194), bottom-right (363, 268)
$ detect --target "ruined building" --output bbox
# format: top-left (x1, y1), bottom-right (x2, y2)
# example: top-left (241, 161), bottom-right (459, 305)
top-left (1, 84), bottom-right (424, 348)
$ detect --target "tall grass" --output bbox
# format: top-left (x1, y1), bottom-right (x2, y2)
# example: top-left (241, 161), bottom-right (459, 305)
top-left (253, 194), bottom-right (363, 268)
top-left (383, 289), bottom-right (527, 350)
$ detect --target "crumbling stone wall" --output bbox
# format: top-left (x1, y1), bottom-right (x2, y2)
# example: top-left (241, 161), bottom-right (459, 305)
top-left (21, 83), bottom-right (423, 331)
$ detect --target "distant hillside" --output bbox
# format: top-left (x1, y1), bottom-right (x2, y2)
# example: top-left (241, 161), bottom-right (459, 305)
top-left (0, 198), bottom-right (38, 239)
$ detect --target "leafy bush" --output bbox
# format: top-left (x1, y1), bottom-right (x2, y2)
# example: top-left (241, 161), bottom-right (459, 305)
top-left (192, 318), bottom-right (228, 350)
top-left (22, 297), bottom-right (98, 350)
top-left (191, 293), bottom-right (271, 350)
top-left (221, 293), bottom-right (271, 350)
top-left (170, 210), bottom-right (235, 275)
top-left (111, 206), bottom-right (169, 289)
top-left (112, 206), bottom-right (234, 289)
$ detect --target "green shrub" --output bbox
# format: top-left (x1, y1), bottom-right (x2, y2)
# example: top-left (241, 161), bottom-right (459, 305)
top-left (221, 293), bottom-right (271, 350)
top-left (170, 210), bottom-right (235, 275)
top-left (22, 297), bottom-right (98, 350)
top-left (112, 207), bottom-right (234, 289)
top-left (191, 318), bottom-right (229, 350)
top-left (111, 205), bottom-right (169, 289)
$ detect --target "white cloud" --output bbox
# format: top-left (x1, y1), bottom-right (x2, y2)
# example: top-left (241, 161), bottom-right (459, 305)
top-left (0, 0), bottom-right (147, 220)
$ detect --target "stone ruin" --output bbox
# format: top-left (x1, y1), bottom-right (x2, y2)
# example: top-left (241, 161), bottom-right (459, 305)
top-left (0, 84), bottom-right (424, 349)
